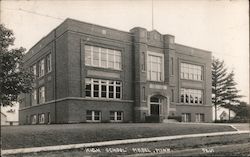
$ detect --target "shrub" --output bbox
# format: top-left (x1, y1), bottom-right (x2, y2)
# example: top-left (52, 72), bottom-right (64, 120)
top-left (168, 116), bottom-right (182, 122)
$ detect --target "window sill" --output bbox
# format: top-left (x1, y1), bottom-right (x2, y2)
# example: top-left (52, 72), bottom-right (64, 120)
top-left (110, 120), bottom-right (123, 123)
top-left (180, 78), bottom-right (203, 82)
top-left (86, 120), bottom-right (101, 123)
top-left (85, 97), bottom-right (122, 100)
top-left (147, 80), bottom-right (165, 83)
top-left (176, 103), bottom-right (209, 106)
top-left (85, 65), bottom-right (122, 72)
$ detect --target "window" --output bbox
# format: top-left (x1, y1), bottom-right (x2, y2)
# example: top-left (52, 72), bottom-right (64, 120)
top-left (85, 79), bottom-right (91, 97)
top-left (147, 52), bottom-right (164, 81)
top-left (110, 111), bottom-right (123, 122)
top-left (86, 110), bottom-right (101, 122)
top-left (93, 80), bottom-right (99, 97)
top-left (142, 87), bottom-right (146, 101)
top-left (180, 88), bottom-right (203, 104)
top-left (38, 114), bottom-right (45, 124)
top-left (85, 45), bottom-right (121, 70)
top-left (85, 45), bottom-right (92, 65)
top-left (101, 81), bottom-right (107, 98)
top-left (85, 78), bottom-right (122, 99)
top-left (26, 115), bottom-right (29, 124)
top-left (101, 48), bottom-right (107, 67)
top-left (195, 113), bottom-right (205, 122)
top-left (31, 89), bottom-right (37, 105)
top-left (171, 57), bottom-right (174, 75)
top-left (182, 113), bottom-right (191, 122)
top-left (114, 51), bottom-right (121, 69)
top-left (180, 63), bottom-right (202, 80)
top-left (31, 64), bottom-right (37, 78)
top-left (142, 52), bottom-right (146, 71)
top-left (38, 86), bottom-right (45, 104)
top-left (171, 89), bottom-right (174, 102)
top-left (46, 53), bottom-right (52, 73)
top-left (38, 59), bottom-right (45, 77)
top-left (48, 112), bottom-right (51, 124)
top-left (31, 115), bottom-right (37, 124)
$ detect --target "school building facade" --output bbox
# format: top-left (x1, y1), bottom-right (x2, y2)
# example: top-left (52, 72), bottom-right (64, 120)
top-left (19, 18), bottom-right (212, 124)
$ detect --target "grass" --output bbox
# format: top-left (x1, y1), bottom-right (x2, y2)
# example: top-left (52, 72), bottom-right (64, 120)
top-left (1, 123), bottom-right (236, 150)
top-left (3, 133), bottom-right (249, 157)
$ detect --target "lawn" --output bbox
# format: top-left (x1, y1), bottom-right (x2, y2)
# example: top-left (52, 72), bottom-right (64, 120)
top-left (1, 123), bottom-right (236, 149)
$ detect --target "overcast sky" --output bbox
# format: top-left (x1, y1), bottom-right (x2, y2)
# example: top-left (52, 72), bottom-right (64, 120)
top-left (1, 0), bottom-right (249, 103)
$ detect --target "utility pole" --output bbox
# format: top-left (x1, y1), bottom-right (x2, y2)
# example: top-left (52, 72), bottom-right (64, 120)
top-left (152, 0), bottom-right (154, 30)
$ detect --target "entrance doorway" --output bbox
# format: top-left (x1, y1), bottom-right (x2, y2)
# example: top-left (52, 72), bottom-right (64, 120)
top-left (150, 97), bottom-right (161, 116)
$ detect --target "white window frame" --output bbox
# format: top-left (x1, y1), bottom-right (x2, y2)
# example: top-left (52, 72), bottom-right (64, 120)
top-left (85, 45), bottom-right (122, 70)
top-left (32, 89), bottom-right (37, 105)
top-left (31, 115), bottom-right (37, 124)
top-left (182, 113), bottom-right (191, 122)
top-left (48, 112), bottom-right (51, 124)
top-left (38, 113), bottom-right (45, 124)
top-left (46, 53), bottom-right (52, 73)
top-left (38, 59), bottom-right (45, 77)
top-left (38, 86), bottom-right (45, 104)
top-left (32, 64), bottom-right (37, 78)
top-left (147, 51), bottom-right (164, 82)
top-left (180, 63), bottom-right (203, 81)
top-left (110, 111), bottom-right (124, 122)
top-left (86, 110), bottom-right (101, 122)
top-left (85, 78), bottom-right (122, 99)
top-left (195, 113), bottom-right (205, 122)
top-left (180, 88), bottom-right (203, 104)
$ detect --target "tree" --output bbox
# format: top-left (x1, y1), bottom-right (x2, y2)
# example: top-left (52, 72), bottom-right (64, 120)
top-left (0, 24), bottom-right (33, 106)
top-left (233, 101), bottom-right (249, 119)
top-left (212, 57), bottom-right (228, 120)
top-left (221, 71), bottom-right (243, 120)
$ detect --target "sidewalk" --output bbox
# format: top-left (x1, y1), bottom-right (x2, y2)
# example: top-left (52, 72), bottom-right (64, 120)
top-left (2, 130), bottom-right (249, 156)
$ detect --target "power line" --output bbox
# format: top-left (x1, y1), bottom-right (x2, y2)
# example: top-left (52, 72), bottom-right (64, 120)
top-left (2, 7), bottom-right (64, 21)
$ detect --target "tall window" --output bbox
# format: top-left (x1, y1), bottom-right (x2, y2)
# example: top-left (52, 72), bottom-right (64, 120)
top-left (86, 110), bottom-right (101, 122)
top-left (171, 89), bottom-right (174, 102)
top-left (38, 114), bottom-right (45, 124)
top-left (195, 113), bottom-right (205, 122)
top-left (171, 57), bottom-right (174, 75)
top-left (31, 89), bottom-right (37, 106)
top-left (147, 52), bottom-right (164, 81)
top-left (142, 52), bottom-right (146, 71)
top-left (26, 115), bottom-right (29, 124)
top-left (180, 88), bottom-right (203, 104)
top-left (85, 78), bottom-right (122, 99)
top-left (85, 45), bottom-right (121, 70)
top-left (142, 87), bottom-right (146, 101)
top-left (31, 115), bottom-right (37, 124)
top-left (46, 53), bottom-right (52, 73)
top-left (38, 86), bottom-right (45, 104)
top-left (38, 59), bottom-right (45, 77)
top-left (31, 64), bottom-right (37, 78)
top-left (110, 111), bottom-right (123, 122)
top-left (182, 113), bottom-right (191, 122)
top-left (48, 112), bottom-right (51, 124)
top-left (180, 63), bottom-right (202, 80)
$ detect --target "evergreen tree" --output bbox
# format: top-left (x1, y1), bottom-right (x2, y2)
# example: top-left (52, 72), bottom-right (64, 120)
top-left (221, 71), bottom-right (243, 120)
top-left (212, 57), bottom-right (228, 121)
top-left (0, 24), bottom-right (34, 106)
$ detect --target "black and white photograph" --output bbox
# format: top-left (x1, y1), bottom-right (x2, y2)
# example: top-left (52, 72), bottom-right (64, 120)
top-left (0, 0), bottom-right (249, 156)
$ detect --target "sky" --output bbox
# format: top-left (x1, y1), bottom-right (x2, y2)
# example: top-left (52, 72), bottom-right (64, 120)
top-left (1, 0), bottom-right (249, 107)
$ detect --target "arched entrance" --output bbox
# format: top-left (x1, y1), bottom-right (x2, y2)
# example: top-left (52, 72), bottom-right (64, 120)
top-left (150, 96), bottom-right (162, 116)
top-left (146, 94), bottom-right (168, 123)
